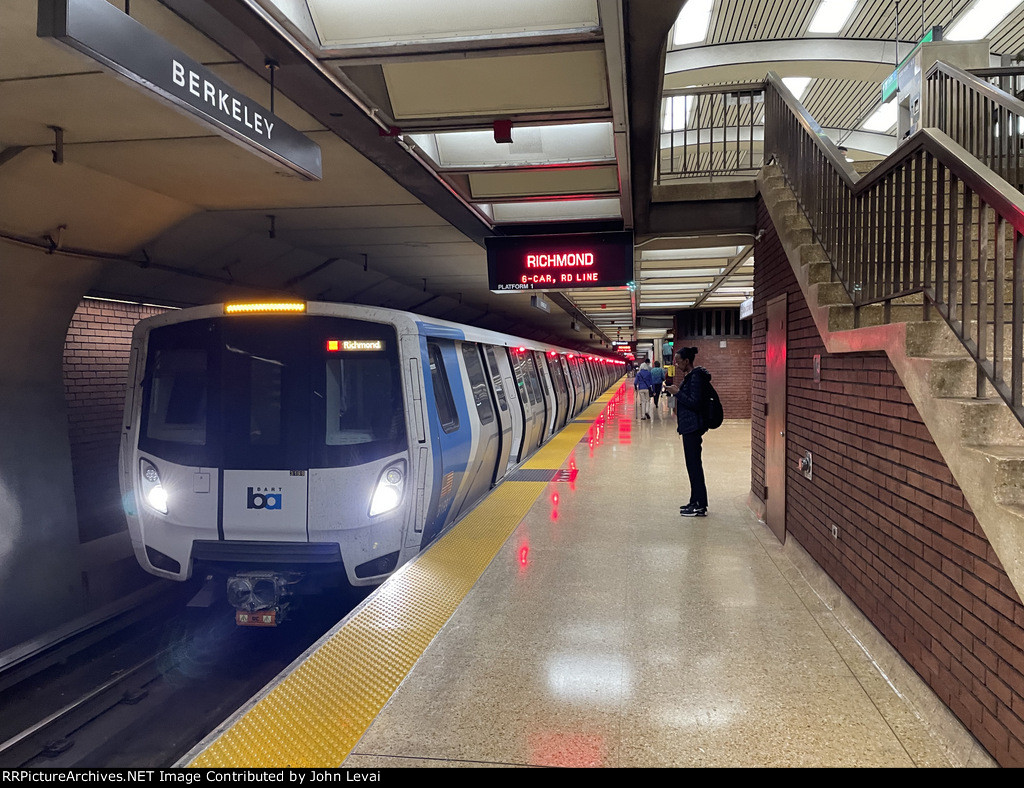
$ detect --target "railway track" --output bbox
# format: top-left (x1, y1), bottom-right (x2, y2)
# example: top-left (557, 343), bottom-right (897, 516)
top-left (0, 585), bottom-right (367, 767)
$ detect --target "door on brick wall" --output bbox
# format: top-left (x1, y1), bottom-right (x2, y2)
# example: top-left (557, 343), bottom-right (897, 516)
top-left (765, 294), bottom-right (787, 543)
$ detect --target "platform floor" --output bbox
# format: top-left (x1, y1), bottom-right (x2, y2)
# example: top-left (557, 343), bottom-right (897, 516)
top-left (187, 381), bottom-right (994, 768)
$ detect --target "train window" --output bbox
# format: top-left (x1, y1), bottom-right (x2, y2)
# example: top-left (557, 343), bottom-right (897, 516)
top-left (546, 355), bottom-right (568, 398)
top-left (511, 351), bottom-right (534, 405)
top-left (483, 347), bottom-right (508, 412)
top-left (427, 343), bottom-right (459, 433)
top-left (324, 355), bottom-right (400, 446)
top-left (461, 344), bottom-right (495, 424)
top-left (249, 356), bottom-right (282, 446)
top-left (145, 348), bottom-right (208, 445)
top-left (524, 356), bottom-right (544, 403)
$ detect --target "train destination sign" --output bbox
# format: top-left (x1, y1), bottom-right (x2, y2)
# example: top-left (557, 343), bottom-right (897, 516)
top-left (38, 0), bottom-right (322, 181)
top-left (486, 231), bottom-right (634, 293)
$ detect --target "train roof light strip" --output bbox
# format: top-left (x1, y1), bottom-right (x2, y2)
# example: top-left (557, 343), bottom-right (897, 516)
top-left (224, 302), bottom-right (307, 315)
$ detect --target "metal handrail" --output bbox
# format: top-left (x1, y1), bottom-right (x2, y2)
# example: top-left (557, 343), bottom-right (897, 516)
top-left (657, 83), bottom-right (767, 182)
top-left (924, 61), bottom-right (1024, 190)
top-left (764, 71), bottom-right (1024, 426)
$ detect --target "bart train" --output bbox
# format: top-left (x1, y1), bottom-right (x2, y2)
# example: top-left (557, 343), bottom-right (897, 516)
top-left (119, 301), bottom-right (622, 624)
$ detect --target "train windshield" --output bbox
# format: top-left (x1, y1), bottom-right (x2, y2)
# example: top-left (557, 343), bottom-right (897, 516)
top-left (140, 316), bottom-right (405, 469)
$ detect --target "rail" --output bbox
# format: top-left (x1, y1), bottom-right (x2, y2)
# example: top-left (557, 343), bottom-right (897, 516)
top-left (657, 82), bottom-right (766, 182)
top-left (924, 62), bottom-right (1024, 190)
top-left (763, 70), bottom-right (1024, 426)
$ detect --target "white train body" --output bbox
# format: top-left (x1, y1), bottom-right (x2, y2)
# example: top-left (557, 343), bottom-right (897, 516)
top-left (118, 301), bottom-right (620, 621)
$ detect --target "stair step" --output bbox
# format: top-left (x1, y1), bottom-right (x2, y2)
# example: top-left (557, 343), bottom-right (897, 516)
top-left (964, 445), bottom-right (1024, 506)
top-left (939, 396), bottom-right (1021, 445)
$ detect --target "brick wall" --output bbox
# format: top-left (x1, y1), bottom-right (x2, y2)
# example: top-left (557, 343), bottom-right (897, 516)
top-left (753, 197), bottom-right (1024, 765)
top-left (671, 334), bottom-right (752, 423)
top-left (63, 299), bottom-right (167, 542)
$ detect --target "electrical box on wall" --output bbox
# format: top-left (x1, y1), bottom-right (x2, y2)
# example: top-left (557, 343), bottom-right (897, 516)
top-left (799, 452), bottom-right (812, 480)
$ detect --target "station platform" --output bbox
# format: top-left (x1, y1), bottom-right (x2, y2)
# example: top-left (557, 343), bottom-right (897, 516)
top-left (182, 380), bottom-right (993, 768)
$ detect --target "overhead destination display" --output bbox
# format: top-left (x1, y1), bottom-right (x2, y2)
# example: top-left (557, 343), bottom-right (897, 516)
top-left (486, 231), bottom-right (634, 292)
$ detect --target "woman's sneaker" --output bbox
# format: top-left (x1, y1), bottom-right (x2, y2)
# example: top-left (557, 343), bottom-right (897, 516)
top-left (680, 504), bottom-right (707, 517)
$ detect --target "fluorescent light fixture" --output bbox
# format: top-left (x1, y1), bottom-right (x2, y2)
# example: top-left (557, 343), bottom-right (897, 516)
top-left (641, 282), bottom-right (713, 290)
top-left (642, 267), bottom-right (724, 278)
top-left (782, 77), bottom-right (812, 101)
top-left (641, 246), bottom-right (742, 260)
top-left (808, 0), bottom-right (858, 33)
top-left (947, 0), bottom-right (1023, 41)
top-left (306, 0), bottom-right (602, 48)
top-left (861, 100), bottom-right (897, 132)
top-left (409, 123), bottom-right (615, 169)
top-left (663, 95), bottom-right (693, 132)
top-left (672, 0), bottom-right (714, 46)
top-left (491, 198), bottom-right (620, 223)
top-left (639, 301), bottom-right (694, 308)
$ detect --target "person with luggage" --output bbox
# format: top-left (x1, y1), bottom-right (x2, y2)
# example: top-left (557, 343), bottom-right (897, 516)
top-left (634, 361), bottom-right (654, 420)
top-left (664, 347), bottom-right (712, 516)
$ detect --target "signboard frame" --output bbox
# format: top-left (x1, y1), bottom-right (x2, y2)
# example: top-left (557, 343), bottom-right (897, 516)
top-left (485, 231), bottom-right (634, 293)
top-left (38, 0), bottom-right (322, 181)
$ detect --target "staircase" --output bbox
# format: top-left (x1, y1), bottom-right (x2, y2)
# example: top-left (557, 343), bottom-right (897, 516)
top-left (759, 160), bottom-right (1024, 603)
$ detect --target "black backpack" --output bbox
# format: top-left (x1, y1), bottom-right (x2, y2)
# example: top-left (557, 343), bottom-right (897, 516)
top-left (704, 382), bottom-right (724, 429)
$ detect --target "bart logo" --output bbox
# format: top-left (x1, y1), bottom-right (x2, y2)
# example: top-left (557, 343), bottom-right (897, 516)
top-left (247, 487), bottom-right (282, 510)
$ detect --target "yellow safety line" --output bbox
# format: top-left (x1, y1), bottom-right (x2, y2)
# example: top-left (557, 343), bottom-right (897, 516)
top-left (188, 379), bottom-right (626, 768)
top-left (190, 481), bottom-right (547, 767)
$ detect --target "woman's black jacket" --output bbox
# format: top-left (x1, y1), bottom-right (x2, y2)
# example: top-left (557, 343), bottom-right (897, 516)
top-left (675, 366), bottom-right (711, 436)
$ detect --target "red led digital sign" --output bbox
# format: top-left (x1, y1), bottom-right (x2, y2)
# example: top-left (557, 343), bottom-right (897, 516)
top-left (486, 231), bottom-right (633, 293)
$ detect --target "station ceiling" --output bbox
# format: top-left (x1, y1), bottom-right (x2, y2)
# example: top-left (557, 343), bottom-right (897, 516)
top-left (2, 0), bottom-right (1022, 352)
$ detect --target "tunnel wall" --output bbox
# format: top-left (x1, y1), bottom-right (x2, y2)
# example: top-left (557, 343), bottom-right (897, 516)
top-left (0, 246), bottom-right (100, 650)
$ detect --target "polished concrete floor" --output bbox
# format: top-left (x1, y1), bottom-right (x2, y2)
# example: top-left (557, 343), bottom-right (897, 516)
top-left (342, 385), bottom-right (995, 768)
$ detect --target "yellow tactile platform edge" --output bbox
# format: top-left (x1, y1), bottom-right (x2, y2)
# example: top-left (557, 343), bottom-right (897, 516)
top-left (188, 379), bottom-right (625, 768)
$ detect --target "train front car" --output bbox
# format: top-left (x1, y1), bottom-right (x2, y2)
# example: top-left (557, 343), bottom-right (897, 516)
top-left (119, 302), bottom-right (416, 625)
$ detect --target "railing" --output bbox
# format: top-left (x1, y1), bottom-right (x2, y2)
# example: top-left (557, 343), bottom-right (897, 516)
top-left (924, 62), bottom-right (1024, 191)
top-left (657, 83), bottom-right (766, 183)
top-left (969, 66), bottom-right (1024, 101)
top-left (763, 71), bottom-right (1024, 426)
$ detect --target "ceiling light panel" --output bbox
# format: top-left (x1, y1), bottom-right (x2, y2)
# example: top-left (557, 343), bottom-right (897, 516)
top-left (491, 198), bottom-right (621, 223)
top-left (947, 0), bottom-right (1024, 41)
top-left (641, 267), bottom-right (725, 278)
top-left (672, 0), bottom-right (714, 46)
top-left (384, 50), bottom-right (609, 119)
top-left (306, 0), bottom-right (600, 48)
top-left (807, 0), bottom-right (858, 34)
top-left (782, 77), bottom-right (812, 101)
top-left (641, 247), bottom-right (743, 260)
top-left (469, 167), bottom-right (619, 199)
top-left (862, 99), bottom-right (898, 132)
top-left (410, 123), bottom-right (615, 169)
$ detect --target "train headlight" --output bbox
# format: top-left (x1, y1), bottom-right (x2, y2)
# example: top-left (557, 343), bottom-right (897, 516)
top-left (140, 459), bottom-right (168, 514)
top-left (370, 461), bottom-right (406, 517)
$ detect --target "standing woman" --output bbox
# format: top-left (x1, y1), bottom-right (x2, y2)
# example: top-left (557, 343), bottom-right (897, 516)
top-left (634, 361), bottom-right (654, 420)
top-left (665, 347), bottom-right (712, 516)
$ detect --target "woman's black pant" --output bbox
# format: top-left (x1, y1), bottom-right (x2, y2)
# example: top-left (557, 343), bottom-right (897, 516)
top-left (682, 430), bottom-right (708, 508)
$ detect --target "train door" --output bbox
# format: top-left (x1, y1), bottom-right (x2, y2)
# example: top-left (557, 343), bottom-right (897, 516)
top-left (483, 345), bottom-right (515, 482)
top-left (510, 349), bottom-right (543, 457)
top-left (420, 339), bottom-right (469, 546)
top-left (558, 356), bottom-right (577, 420)
top-left (447, 342), bottom-right (501, 522)
top-left (544, 353), bottom-right (570, 429)
top-left (563, 357), bottom-right (579, 417)
top-left (532, 351), bottom-right (557, 439)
